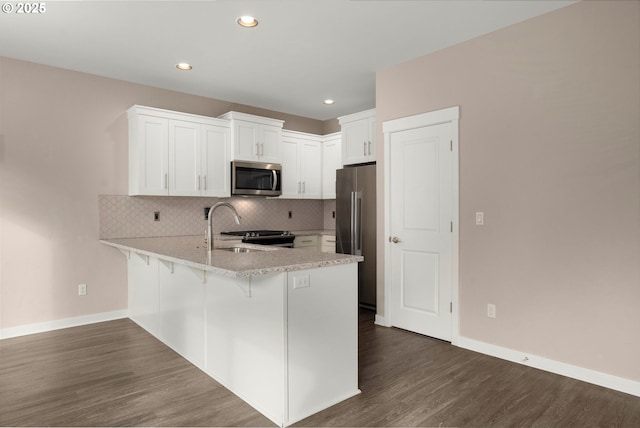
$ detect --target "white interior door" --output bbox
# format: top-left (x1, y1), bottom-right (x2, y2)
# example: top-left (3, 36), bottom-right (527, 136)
top-left (388, 121), bottom-right (454, 341)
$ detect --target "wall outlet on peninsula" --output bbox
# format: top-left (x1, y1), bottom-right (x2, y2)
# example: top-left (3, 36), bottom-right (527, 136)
top-left (487, 303), bottom-right (496, 318)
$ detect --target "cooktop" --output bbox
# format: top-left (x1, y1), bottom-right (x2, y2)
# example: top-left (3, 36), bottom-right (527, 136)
top-left (221, 230), bottom-right (293, 237)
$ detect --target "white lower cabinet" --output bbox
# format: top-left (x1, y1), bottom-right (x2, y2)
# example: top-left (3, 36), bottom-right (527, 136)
top-left (321, 235), bottom-right (336, 253)
top-left (128, 255), bottom-right (206, 370)
top-left (293, 235), bottom-right (319, 250)
top-left (205, 274), bottom-right (286, 424)
top-left (287, 265), bottom-right (358, 423)
top-left (128, 253), bottom-right (160, 337)
top-left (294, 234), bottom-right (336, 253)
top-left (158, 261), bottom-right (206, 370)
top-left (126, 255), bottom-right (358, 427)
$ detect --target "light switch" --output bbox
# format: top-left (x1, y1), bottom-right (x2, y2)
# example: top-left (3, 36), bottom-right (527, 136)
top-left (475, 212), bottom-right (484, 226)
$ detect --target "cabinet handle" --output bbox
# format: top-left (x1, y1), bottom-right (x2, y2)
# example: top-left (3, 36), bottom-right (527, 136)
top-left (204, 176), bottom-right (207, 191)
top-left (363, 142), bottom-right (367, 156)
top-left (302, 181), bottom-right (306, 193)
top-left (297, 181), bottom-right (301, 193)
top-left (255, 143), bottom-right (259, 157)
top-left (261, 143), bottom-right (265, 156)
top-left (198, 175), bottom-right (201, 190)
top-left (368, 141), bottom-right (372, 155)
top-left (164, 173), bottom-right (168, 190)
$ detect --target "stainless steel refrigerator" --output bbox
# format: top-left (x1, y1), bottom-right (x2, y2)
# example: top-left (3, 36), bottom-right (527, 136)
top-left (336, 164), bottom-right (376, 308)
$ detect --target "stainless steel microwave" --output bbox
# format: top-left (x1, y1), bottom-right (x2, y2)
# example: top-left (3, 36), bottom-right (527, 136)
top-left (231, 160), bottom-right (282, 196)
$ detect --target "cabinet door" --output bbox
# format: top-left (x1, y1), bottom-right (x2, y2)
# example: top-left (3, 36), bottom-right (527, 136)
top-left (128, 254), bottom-right (160, 336)
top-left (135, 115), bottom-right (169, 195)
top-left (322, 136), bottom-right (341, 199)
top-left (259, 125), bottom-right (282, 163)
top-left (280, 137), bottom-right (301, 198)
top-left (287, 265), bottom-right (358, 424)
top-left (366, 117), bottom-right (376, 161)
top-left (321, 235), bottom-right (336, 253)
top-left (300, 140), bottom-right (322, 198)
top-left (169, 120), bottom-right (201, 196)
top-left (233, 121), bottom-right (259, 161)
top-left (293, 235), bottom-right (319, 249)
top-left (202, 124), bottom-right (230, 197)
top-left (342, 120), bottom-right (370, 165)
top-left (159, 262), bottom-right (206, 370)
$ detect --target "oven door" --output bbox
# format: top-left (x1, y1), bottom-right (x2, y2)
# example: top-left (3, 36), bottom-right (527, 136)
top-left (231, 161), bottom-right (282, 196)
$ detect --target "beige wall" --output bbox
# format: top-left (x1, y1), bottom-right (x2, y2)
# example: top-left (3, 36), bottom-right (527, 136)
top-left (376, 0), bottom-right (639, 381)
top-left (322, 118), bottom-right (341, 135)
top-left (0, 57), bottom-right (325, 330)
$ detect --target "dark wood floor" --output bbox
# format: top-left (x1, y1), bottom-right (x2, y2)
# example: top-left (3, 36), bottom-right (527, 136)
top-left (1, 309), bottom-right (639, 427)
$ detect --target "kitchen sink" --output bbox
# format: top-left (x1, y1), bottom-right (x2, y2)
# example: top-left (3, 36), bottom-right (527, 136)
top-left (216, 246), bottom-right (267, 253)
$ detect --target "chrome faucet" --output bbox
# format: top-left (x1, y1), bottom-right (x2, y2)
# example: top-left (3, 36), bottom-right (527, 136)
top-left (207, 202), bottom-right (241, 251)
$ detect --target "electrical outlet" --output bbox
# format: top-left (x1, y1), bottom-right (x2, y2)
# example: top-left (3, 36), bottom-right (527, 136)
top-left (288, 211), bottom-right (292, 219)
top-left (487, 303), bottom-right (496, 318)
top-left (78, 283), bottom-right (87, 296)
top-left (154, 211), bottom-right (160, 221)
top-left (475, 212), bottom-right (484, 225)
top-left (293, 275), bottom-right (310, 289)
top-left (332, 210), bottom-right (335, 218)
top-left (204, 207), bottom-right (210, 220)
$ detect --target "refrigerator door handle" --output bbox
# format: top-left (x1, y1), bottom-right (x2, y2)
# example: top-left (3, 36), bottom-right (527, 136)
top-left (353, 191), bottom-right (363, 255)
top-left (350, 191), bottom-right (357, 254)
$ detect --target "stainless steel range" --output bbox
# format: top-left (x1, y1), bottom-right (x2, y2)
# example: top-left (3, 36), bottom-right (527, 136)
top-left (221, 230), bottom-right (295, 247)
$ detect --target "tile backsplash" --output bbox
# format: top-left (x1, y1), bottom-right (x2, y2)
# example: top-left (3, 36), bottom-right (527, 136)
top-left (99, 195), bottom-right (336, 239)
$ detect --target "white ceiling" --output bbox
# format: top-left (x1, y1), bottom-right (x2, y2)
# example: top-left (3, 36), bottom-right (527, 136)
top-left (0, 0), bottom-right (576, 120)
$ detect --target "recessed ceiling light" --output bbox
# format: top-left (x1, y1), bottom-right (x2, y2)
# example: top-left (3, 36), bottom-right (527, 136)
top-left (324, 99), bottom-right (335, 105)
top-left (176, 63), bottom-right (193, 71)
top-left (237, 15), bottom-right (258, 28)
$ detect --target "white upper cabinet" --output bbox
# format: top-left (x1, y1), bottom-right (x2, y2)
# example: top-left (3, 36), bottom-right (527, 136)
top-left (280, 136), bottom-right (300, 198)
top-left (280, 131), bottom-right (322, 199)
top-left (129, 113), bottom-right (170, 196)
top-left (338, 108), bottom-right (376, 165)
top-left (321, 132), bottom-right (341, 199)
top-left (201, 124), bottom-right (231, 197)
top-left (300, 138), bottom-right (322, 198)
top-left (219, 111), bottom-right (284, 164)
top-left (168, 119), bottom-right (200, 196)
top-left (128, 105), bottom-right (230, 197)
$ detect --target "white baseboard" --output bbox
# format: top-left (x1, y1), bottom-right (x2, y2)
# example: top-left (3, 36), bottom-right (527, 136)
top-left (0, 310), bottom-right (128, 340)
top-left (457, 336), bottom-right (640, 398)
top-left (374, 313), bottom-right (391, 327)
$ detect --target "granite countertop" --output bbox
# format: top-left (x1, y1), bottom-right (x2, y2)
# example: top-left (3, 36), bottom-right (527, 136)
top-left (292, 230), bottom-right (336, 236)
top-left (101, 235), bottom-right (361, 279)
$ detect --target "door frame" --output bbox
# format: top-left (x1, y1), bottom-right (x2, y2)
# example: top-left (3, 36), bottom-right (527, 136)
top-left (382, 106), bottom-right (460, 345)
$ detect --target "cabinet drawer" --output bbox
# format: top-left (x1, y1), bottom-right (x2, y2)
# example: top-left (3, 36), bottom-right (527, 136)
top-left (320, 235), bottom-right (336, 253)
top-left (294, 235), bottom-right (319, 249)
top-left (320, 235), bottom-right (336, 245)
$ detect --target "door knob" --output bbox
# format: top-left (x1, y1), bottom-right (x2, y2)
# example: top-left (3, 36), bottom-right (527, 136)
top-left (389, 236), bottom-right (401, 244)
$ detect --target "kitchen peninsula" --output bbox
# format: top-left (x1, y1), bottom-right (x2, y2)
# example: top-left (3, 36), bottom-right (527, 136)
top-left (101, 236), bottom-right (363, 427)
